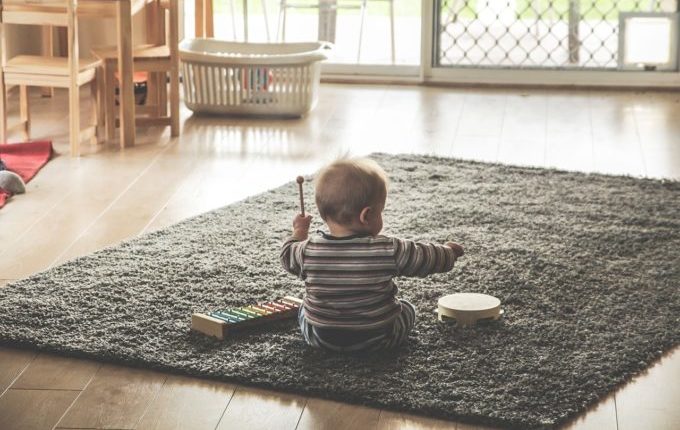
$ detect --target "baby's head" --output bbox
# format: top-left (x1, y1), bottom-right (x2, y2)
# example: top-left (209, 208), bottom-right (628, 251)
top-left (315, 158), bottom-right (388, 236)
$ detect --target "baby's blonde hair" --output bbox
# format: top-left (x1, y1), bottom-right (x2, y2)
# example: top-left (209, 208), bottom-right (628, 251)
top-left (315, 158), bottom-right (388, 225)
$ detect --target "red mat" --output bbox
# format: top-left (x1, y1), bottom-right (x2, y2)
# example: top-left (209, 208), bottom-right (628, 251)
top-left (0, 140), bottom-right (53, 208)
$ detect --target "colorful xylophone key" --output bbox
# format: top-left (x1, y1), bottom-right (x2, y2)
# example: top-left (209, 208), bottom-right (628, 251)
top-left (191, 296), bottom-right (303, 340)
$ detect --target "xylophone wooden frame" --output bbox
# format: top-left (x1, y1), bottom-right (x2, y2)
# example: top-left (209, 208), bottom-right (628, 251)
top-left (191, 296), bottom-right (303, 340)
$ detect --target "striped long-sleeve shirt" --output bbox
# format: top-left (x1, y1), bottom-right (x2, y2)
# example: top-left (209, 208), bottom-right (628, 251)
top-left (281, 232), bottom-right (458, 330)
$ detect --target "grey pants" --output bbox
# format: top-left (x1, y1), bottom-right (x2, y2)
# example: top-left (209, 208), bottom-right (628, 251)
top-left (298, 299), bottom-right (416, 352)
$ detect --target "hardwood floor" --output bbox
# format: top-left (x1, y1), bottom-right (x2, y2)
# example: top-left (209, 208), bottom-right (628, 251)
top-left (0, 84), bottom-right (678, 430)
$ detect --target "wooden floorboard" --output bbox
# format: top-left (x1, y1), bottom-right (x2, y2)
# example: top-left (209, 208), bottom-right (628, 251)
top-left (615, 348), bottom-right (680, 430)
top-left (215, 386), bottom-right (306, 430)
top-left (0, 347), bottom-right (36, 394)
top-left (560, 395), bottom-right (618, 430)
top-left (0, 389), bottom-right (81, 430)
top-left (135, 375), bottom-right (235, 430)
top-left (56, 365), bottom-right (166, 429)
top-left (376, 410), bottom-right (458, 430)
top-left (11, 353), bottom-right (100, 391)
top-left (296, 398), bottom-right (381, 430)
top-left (0, 85), bottom-right (678, 430)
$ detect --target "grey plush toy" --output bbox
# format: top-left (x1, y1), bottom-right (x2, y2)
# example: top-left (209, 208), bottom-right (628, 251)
top-left (0, 170), bottom-right (26, 194)
top-left (0, 158), bottom-right (6, 171)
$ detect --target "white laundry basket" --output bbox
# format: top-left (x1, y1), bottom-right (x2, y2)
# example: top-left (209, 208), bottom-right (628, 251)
top-left (179, 39), bottom-right (331, 117)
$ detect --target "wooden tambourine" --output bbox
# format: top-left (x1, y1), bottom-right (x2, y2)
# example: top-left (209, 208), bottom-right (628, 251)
top-left (437, 293), bottom-right (504, 327)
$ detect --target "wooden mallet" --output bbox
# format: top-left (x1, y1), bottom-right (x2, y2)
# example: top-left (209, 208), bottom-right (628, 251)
top-left (296, 176), bottom-right (305, 216)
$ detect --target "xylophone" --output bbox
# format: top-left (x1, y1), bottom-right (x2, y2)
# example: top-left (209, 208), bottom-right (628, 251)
top-left (191, 296), bottom-right (303, 340)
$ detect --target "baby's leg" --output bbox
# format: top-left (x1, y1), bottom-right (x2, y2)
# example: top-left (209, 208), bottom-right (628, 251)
top-left (298, 306), bottom-right (323, 349)
top-left (382, 299), bottom-right (417, 349)
top-left (299, 306), bottom-right (389, 352)
top-left (299, 302), bottom-right (416, 352)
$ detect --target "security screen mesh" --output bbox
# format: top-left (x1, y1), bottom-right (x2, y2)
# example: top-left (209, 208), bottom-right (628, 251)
top-left (436, 0), bottom-right (678, 68)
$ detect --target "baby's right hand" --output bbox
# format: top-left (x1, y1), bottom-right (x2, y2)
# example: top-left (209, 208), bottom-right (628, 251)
top-left (293, 214), bottom-right (312, 239)
top-left (446, 241), bottom-right (465, 258)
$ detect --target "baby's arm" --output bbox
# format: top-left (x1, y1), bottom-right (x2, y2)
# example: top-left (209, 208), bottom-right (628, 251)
top-left (280, 214), bottom-right (312, 278)
top-left (393, 238), bottom-right (464, 277)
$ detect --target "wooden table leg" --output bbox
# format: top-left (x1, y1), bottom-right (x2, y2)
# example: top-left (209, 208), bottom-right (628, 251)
top-left (117, 0), bottom-right (135, 148)
top-left (19, 86), bottom-right (29, 139)
top-left (169, 0), bottom-right (180, 136)
top-left (195, 0), bottom-right (204, 37)
top-left (146, 0), bottom-right (159, 117)
top-left (195, 0), bottom-right (213, 38)
top-left (104, 61), bottom-right (116, 141)
top-left (0, 24), bottom-right (6, 143)
top-left (205, 0), bottom-right (214, 37)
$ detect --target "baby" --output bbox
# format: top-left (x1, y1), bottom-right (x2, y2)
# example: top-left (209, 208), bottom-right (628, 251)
top-left (281, 158), bottom-right (464, 352)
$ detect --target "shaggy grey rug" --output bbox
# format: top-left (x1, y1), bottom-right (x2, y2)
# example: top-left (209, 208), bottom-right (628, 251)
top-left (1, 154), bottom-right (679, 429)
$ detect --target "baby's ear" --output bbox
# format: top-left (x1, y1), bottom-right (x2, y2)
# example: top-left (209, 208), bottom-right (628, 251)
top-left (359, 206), bottom-right (372, 225)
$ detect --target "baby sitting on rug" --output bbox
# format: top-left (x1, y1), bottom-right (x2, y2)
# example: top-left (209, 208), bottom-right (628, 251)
top-left (281, 158), bottom-right (464, 352)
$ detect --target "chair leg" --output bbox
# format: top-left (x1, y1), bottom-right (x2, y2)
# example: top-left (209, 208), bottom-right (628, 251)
top-left (104, 61), bottom-right (116, 140)
top-left (92, 69), bottom-right (103, 145)
top-left (157, 72), bottom-right (168, 117)
top-left (41, 26), bottom-right (55, 98)
top-left (69, 83), bottom-right (80, 157)
top-left (147, 72), bottom-right (159, 117)
top-left (170, 67), bottom-right (180, 137)
top-left (0, 73), bottom-right (7, 144)
top-left (95, 66), bottom-right (106, 141)
top-left (0, 21), bottom-right (6, 144)
top-left (19, 85), bottom-right (30, 140)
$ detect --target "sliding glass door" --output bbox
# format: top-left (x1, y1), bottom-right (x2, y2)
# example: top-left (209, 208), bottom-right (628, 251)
top-left (183, 0), bottom-right (422, 67)
top-left (181, 1), bottom-right (679, 84)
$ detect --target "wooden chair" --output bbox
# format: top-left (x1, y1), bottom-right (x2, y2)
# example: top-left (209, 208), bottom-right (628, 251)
top-left (0, 0), bottom-right (103, 156)
top-left (92, 0), bottom-right (180, 140)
